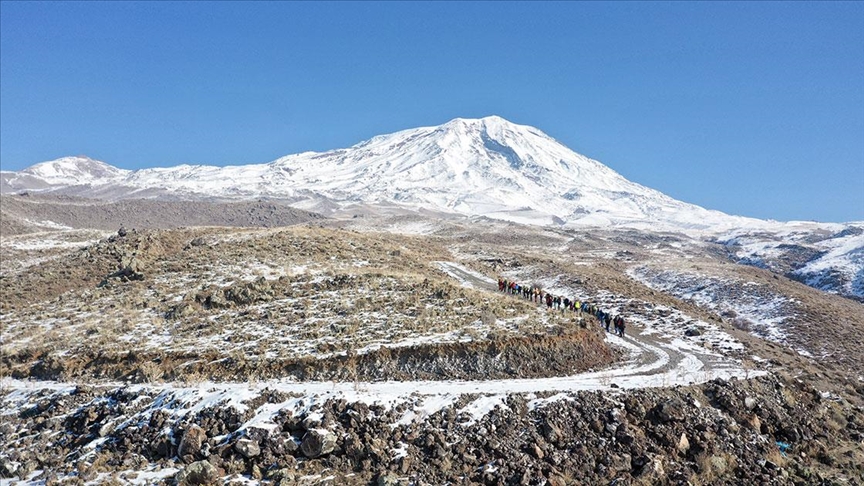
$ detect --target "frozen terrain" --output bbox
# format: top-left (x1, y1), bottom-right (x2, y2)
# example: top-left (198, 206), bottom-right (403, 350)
top-left (0, 117), bottom-right (767, 231)
top-left (4, 117), bottom-right (861, 301)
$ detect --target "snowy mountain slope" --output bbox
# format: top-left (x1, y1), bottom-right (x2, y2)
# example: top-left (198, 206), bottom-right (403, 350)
top-left (717, 223), bottom-right (864, 300)
top-left (2, 117), bottom-right (754, 231)
top-left (3, 156), bottom-right (130, 186)
top-left (2, 116), bottom-right (861, 299)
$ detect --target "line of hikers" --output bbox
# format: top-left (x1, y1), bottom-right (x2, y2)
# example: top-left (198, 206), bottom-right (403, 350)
top-left (497, 277), bottom-right (627, 337)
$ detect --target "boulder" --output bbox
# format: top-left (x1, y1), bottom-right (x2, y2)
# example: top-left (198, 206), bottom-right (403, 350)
top-left (677, 433), bottom-right (690, 453)
top-left (710, 455), bottom-right (729, 475)
top-left (609, 453), bottom-right (632, 473)
top-left (175, 460), bottom-right (220, 486)
top-left (301, 428), bottom-right (336, 458)
top-left (653, 398), bottom-right (687, 423)
top-left (235, 439), bottom-right (261, 458)
top-left (179, 425), bottom-right (208, 458)
top-left (377, 473), bottom-right (400, 486)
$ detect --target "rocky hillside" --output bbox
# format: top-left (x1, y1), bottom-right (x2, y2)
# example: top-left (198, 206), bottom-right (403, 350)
top-left (0, 194), bottom-right (324, 237)
top-left (3, 373), bottom-right (862, 485)
top-left (2, 216), bottom-right (863, 485)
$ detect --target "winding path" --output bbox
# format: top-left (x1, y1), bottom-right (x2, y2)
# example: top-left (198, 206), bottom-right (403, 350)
top-left (431, 261), bottom-right (758, 391)
top-left (1, 262), bottom-right (763, 429)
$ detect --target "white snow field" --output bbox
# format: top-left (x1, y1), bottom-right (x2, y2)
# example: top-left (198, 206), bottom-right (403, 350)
top-left (0, 117), bottom-right (768, 231)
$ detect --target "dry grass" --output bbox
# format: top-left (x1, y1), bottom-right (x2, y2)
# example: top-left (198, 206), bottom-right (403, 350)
top-left (691, 451), bottom-right (738, 485)
top-left (1, 225), bottom-right (583, 382)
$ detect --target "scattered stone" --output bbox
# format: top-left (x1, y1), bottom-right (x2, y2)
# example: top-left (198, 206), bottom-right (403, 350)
top-left (235, 439), bottom-right (261, 459)
top-left (179, 425), bottom-right (207, 458)
top-left (710, 455), bottom-right (729, 475)
top-left (300, 429), bottom-right (336, 458)
top-left (175, 460), bottom-right (220, 486)
top-left (747, 414), bottom-right (762, 432)
top-left (677, 433), bottom-right (690, 453)
top-left (531, 444), bottom-right (544, 459)
top-left (653, 398), bottom-right (687, 423)
top-left (377, 473), bottom-right (400, 486)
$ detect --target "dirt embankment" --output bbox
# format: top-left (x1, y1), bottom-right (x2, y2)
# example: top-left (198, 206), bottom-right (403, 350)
top-left (4, 325), bottom-right (619, 383)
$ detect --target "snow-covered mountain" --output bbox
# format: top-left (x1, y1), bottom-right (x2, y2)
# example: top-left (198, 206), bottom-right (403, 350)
top-left (3, 116), bottom-right (753, 230)
top-left (2, 116), bottom-right (862, 299)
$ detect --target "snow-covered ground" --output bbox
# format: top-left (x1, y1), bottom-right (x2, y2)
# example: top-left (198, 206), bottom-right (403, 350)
top-left (717, 223), bottom-right (864, 300)
top-left (0, 259), bottom-right (765, 480)
top-left (0, 320), bottom-right (762, 456)
top-left (0, 229), bottom-right (112, 277)
top-left (628, 266), bottom-right (796, 345)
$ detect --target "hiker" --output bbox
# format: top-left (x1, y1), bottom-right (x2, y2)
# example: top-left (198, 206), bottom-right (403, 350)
top-left (546, 293), bottom-right (553, 308)
top-left (604, 314), bottom-right (612, 333)
top-left (617, 317), bottom-right (626, 337)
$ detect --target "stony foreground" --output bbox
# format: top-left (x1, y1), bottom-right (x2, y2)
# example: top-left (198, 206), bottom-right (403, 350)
top-left (2, 373), bottom-right (863, 485)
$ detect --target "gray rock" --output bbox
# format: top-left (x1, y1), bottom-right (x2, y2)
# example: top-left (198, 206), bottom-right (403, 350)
top-left (300, 428), bottom-right (336, 458)
top-left (377, 473), bottom-right (400, 486)
top-left (685, 327), bottom-right (702, 337)
top-left (0, 457), bottom-right (18, 477)
top-left (609, 453), bottom-right (631, 473)
top-left (268, 434), bottom-right (299, 455)
top-left (677, 433), bottom-right (690, 453)
top-left (710, 455), bottom-right (729, 475)
top-left (654, 398), bottom-right (687, 423)
top-left (175, 460), bottom-right (220, 486)
top-left (179, 425), bottom-right (207, 458)
top-left (235, 438), bottom-right (261, 458)
top-left (541, 420), bottom-right (563, 443)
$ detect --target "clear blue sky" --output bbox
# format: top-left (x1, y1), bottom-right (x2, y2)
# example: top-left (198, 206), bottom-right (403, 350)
top-left (1, 2), bottom-right (862, 222)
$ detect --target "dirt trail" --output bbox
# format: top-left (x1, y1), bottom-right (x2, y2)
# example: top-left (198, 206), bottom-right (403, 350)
top-left (426, 261), bottom-right (761, 392)
top-left (0, 260), bottom-right (763, 440)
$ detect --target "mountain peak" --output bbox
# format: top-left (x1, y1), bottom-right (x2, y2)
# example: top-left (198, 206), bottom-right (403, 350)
top-left (22, 156), bottom-right (128, 185)
top-left (440, 115), bottom-right (529, 132)
top-left (2, 118), bottom-right (740, 230)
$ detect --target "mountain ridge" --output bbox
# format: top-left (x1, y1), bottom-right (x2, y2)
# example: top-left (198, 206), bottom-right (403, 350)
top-left (2, 116), bottom-right (862, 300)
top-left (1, 116), bottom-right (751, 231)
